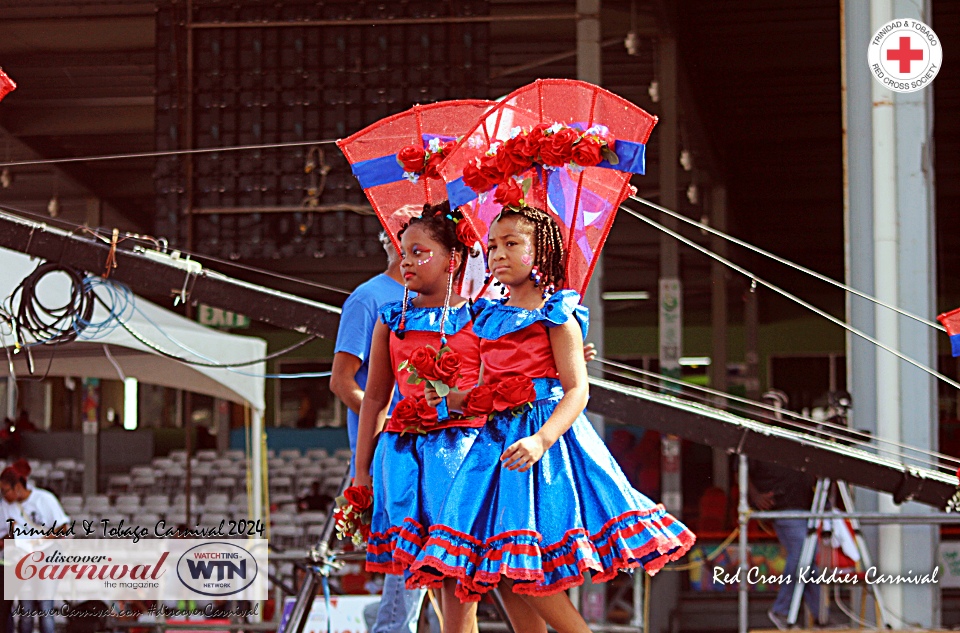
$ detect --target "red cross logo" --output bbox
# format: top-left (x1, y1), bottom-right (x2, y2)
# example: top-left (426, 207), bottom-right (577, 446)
top-left (886, 36), bottom-right (924, 73)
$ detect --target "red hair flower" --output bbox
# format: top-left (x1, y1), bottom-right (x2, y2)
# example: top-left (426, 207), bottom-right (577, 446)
top-left (456, 218), bottom-right (480, 246)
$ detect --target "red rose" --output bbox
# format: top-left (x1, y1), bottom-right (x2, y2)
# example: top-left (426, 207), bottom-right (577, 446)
top-left (456, 219), bottom-right (480, 246)
top-left (572, 137), bottom-right (603, 167)
top-left (344, 485), bottom-right (373, 511)
top-left (416, 397), bottom-right (441, 430)
top-left (423, 153), bottom-right (444, 179)
top-left (408, 347), bottom-right (441, 381)
top-left (391, 396), bottom-right (421, 426)
top-left (540, 128), bottom-right (579, 167)
top-left (435, 351), bottom-right (463, 384)
top-left (458, 163), bottom-right (494, 193)
top-left (493, 376), bottom-right (537, 411)
top-left (514, 134), bottom-right (540, 161)
top-left (358, 522), bottom-right (371, 540)
top-left (526, 123), bottom-right (551, 146)
top-left (462, 385), bottom-right (496, 417)
top-left (397, 145), bottom-right (426, 173)
top-left (496, 137), bottom-right (533, 178)
top-left (494, 179), bottom-right (525, 209)
top-left (441, 140), bottom-right (456, 155)
top-left (463, 162), bottom-right (493, 193)
top-left (478, 153), bottom-right (504, 184)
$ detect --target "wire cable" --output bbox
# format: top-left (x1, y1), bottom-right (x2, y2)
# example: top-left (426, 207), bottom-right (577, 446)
top-left (5, 262), bottom-right (93, 347)
top-left (590, 356), bottom-right (960, 474)
top-left (0, 139), bottom-right (342, 169)
top-left (628, 194), bottom-right (946, 333)
top-left (620, 204), bottom-right (960, 393)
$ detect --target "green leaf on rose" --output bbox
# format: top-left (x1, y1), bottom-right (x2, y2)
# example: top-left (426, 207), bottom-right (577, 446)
top-left (434, 381), bottom-right (451, 397)
top-left (601, 147), bottom-right (619, 165)
top-left (407, 374), bottom-right (421, 385)
top-left (398, 360), bottom-right (409, 371)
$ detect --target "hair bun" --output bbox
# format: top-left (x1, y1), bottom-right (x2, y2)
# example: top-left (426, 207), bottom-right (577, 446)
top-left (12, 458), bottom-right (30, 478)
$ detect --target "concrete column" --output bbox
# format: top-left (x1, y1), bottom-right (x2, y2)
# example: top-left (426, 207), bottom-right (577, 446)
top-left (847, 0), bottom-right (939, 626)
top-left (891, 0), bottom-right (938, 624)
top-left (843, 0), bottom-right (881, 574)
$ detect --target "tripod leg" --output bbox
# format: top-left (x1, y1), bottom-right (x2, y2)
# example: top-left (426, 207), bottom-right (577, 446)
top-left (836, 482), bottom-right (888, 628)
top-left (281, 472), bottom-right (353, 633)
top-left (787, 478), bottom-right (829, 624)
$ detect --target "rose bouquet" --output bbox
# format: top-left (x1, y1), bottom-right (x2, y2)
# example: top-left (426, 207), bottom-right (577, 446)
top-left (334, 484), bottom-right (373, 546)
top-left (398, 345), bottom-right (464, 421)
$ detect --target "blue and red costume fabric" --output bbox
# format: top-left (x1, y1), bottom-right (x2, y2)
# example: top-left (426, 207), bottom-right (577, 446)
top-left (366, 301), bottom-right (484, 575)
top-left (397, 290), bottom-right (696, 600)
top-left (938, 307), bottom-right (960, 357)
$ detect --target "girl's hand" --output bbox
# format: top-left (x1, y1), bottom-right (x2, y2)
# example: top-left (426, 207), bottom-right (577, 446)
top-left (423, 383), bottom-right (442, 407)
top-left (583, 342), bottom-right (597, 363)
top-left (353, 470), bottom-right (373, 489)
top-left (501, 434), bottom-right (549, 472)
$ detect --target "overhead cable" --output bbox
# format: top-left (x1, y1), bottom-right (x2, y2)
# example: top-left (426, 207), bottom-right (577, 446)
top-left (620, 204), bottom-right (960, 393)
top-left (628, 194), bottom-right (945, 332)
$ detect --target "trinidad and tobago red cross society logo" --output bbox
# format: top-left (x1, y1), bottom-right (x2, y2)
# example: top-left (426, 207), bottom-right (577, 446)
top-left (868, 18), bottom-right (942, 93)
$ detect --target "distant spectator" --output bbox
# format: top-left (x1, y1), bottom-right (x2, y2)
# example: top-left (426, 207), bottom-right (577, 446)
top-left (1, 459), bottom-right (70, 633)
top-left (298, 481), bottom-right (333, 513)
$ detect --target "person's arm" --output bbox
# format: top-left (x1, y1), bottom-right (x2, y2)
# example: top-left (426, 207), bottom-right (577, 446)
top-left (501, 320), bottom-right (589, 472)
top-left (353, 321), bottom-right (396, 488)
top-left (330, 352), bottom-right (364, 415)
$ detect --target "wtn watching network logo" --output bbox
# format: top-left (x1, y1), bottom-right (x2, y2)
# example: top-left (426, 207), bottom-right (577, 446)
top-left (176, 543), bottom-right (259, 597)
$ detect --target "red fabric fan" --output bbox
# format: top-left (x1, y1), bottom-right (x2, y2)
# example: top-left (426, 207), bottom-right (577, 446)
top-left (0, 68), bottom-right (17, 103)
top-left (438, 79), bottom-right (658, 295)
top-left (336, 100), bottom-right (496, 255)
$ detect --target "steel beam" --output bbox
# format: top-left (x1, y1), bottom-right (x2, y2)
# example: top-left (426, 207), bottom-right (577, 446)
top-left (587, 376), bottom-right (958, 511)
top-left (0, 212), bottom-right (341, 338)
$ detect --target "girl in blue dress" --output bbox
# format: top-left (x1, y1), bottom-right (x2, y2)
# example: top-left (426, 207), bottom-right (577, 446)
top-left (415, 205), bottom-right (696, 631)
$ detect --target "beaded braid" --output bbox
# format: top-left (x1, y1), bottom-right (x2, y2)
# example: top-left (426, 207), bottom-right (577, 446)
top-left (437, 254), bottom-right (456, 346)
top-left (396, 201), bottom-right (474, 343)
top-left (497, 206), bottom-right (566, 296)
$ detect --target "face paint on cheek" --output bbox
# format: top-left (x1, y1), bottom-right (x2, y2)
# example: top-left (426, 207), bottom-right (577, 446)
top-left (416, 255), bottom-right (433, 266)
top-left (521, 251), bottom-right (533, 266)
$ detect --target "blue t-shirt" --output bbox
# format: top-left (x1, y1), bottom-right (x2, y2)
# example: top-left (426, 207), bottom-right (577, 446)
top-left (334, 273), bottom-right (407, 475)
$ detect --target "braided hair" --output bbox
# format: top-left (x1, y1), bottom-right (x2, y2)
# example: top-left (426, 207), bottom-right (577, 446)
top-left (495, 205), bottom-right (566, 291)
top-left (395, 201), bottom-right (479, 339)
top-left (397, 201), bottom-right (477, 275)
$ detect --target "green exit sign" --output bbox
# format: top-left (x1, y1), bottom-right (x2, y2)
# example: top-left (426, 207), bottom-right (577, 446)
top-left (198, 304), bottom-right (251, 329)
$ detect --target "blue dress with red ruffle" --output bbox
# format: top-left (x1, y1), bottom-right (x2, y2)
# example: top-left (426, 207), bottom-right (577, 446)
top-left (366, 300), bottom-right (486, 575)
top-left (406, 290), bottom-right (696, 600)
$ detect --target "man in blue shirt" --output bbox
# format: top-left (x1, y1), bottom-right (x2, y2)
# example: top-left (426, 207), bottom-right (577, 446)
top-left (330, 227), bottom-right (426, 633)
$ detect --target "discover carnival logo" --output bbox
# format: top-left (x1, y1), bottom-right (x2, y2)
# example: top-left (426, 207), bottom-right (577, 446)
top-left (176, 542), bottom-right (259, 597)
top-left (868, 18), bottom-right (942, 93)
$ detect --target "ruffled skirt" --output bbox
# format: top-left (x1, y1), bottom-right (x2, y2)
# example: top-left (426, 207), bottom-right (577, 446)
top-left (367, 425), bottom-right (481, 575)
top-left (404, 378), bottom-right (696, 601)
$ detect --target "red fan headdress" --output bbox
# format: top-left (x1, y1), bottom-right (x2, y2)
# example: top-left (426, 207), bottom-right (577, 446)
top-left (336, 100), bottom-right (496, 255)
top-left (0, 68), bottom-right (17, 103)
top-left (437, 79), bottom-right (658, 295)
